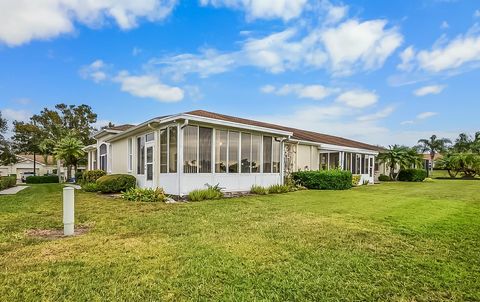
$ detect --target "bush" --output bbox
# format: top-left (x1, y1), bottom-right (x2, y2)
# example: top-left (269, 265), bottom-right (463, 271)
top-left (82, 170), bottom-right (107, 184)
top-left (75, 171), bottom-right (83, 182)
top-left (25, 175), bottom-right (59, 184)
top-left (250, 185), bottom-right (269, 195)
top-left (82, 182), bottom-right (100, 192)
top-left (0, 176), bottom-right (16, 190)
top-left (188, 188), bottom-right (223, 201)
top-left (378, 174), bottom-right (391, 181)
top-left (352, 174), bottom-right (361, 186)
top-left (96, 174), bottom-right (136, 193)
top-left (267, 184), bottom-right (291, 194)
top-left (122, 188), bottom-right (166, 202)
top-left (398, 169), bottom-right (428, 182)
top-left (292, 170), bottom-right (352, 190)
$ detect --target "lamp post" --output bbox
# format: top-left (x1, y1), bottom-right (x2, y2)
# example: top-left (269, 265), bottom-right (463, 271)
top-left (63, 187), bottom-right (75, 236)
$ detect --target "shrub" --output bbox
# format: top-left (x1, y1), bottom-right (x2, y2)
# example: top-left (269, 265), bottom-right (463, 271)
top-left (122, 187), bottom-right (166, 202)
top-left (25, 175), bottom-right (59, 184)
top-left (398, 169), bottom-right (428, 182)
top-left (292, 170), bottom-right (352, 190)
top-left (82, 170), bottom-right (107, 184)
top-left (96, 174), bottom-right (136, 193)
top-left (0, 176), bottom-right (16, 190)
top-left (82, 182), bottom-right (100, 192)
top-left (267, 184), bottom-right (291, 194)
top-left (250, 185), bottom-right (269, 195)
top-left (352, 174), bottom-right (361, 186)
top-left (188, 188), bottom-right (223, 201)
top-left (378, 174), bottom-right (391, 182)
top-left (75, 171), bottom-right (83, 182)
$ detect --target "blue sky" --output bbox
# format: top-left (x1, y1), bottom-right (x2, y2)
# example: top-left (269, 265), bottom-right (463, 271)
top-left (1, 0), bottom-right (479, 146)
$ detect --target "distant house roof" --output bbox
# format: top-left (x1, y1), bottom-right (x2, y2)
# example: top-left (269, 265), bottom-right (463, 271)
top-left (17, 154), bottom-right (56, 165)
top-left (185, 110), bottom-right (382, 151)
top-left (106, 124), bottom-right (136, 131)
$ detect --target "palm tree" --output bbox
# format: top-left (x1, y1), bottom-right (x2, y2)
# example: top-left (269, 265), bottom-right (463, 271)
top-left (54, 136), bottom-right (85, 180)
top-left (378, 145), bottom-right (409, 180)
top-left (403, 147), bottom-right (423, 169)
top-left (417, 135), bottom-right (451, 173)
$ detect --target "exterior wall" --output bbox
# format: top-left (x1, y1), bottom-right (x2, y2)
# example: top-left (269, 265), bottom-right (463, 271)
top-left (296, 144), bottom-right (314, 171)
top-left (0, 161), bottom-right (82, 179)
top-left (110, 138), bottom-right (128, 173)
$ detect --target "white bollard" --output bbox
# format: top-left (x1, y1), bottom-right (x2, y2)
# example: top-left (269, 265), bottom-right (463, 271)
top-left (63, 187), bottom-right (75, 236)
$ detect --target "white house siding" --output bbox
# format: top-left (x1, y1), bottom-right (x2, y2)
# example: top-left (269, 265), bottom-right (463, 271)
top-left (110, 138), bottom-right (128, 174)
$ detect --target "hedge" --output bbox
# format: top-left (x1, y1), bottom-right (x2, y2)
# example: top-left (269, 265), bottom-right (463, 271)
top-left (292, 170), bottom-right (352, 190)
top-left (82, 170), bottom-right (107, 184)
top-left (378, 174), bottom-right (391, 181)
top-left (398, 169), bottom-right (428, 182)
top-left (96, 174), bottom-right (136, 193)
top-left (0, 176), bottom-right (16, 190)
top-left (25, 175), bottom-right (59, 184)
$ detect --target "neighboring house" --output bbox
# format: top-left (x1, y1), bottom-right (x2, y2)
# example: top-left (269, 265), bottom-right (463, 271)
top-left (0, 154), bottom-right (85, 180)
top-left (85, 110), bottom-right (382, 195)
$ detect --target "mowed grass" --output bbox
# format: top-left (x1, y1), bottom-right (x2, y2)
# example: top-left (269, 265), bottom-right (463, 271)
top-left (1, 181), bottom-right (479, 301)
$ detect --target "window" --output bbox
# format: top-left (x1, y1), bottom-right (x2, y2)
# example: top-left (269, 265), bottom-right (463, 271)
top-left (251, 135), bottom-right (261, 173)
top-left (272, 139), bottom-right (281, 173)
top-left (128, 139), bottom-right (133, 172)
top-left (343, 152), bottom-right (351, 171)
top-left (184, 125), bottom-right (198, 173)
top-left (320, 153), bottom-right (328, 170)
top-left (215, 130), bottom-right (227, 173)
top-left (228, 131), bottom-right (239, 173)
top-left (137, 136), bottom-right (145, 175)
top-left (199, 127), bottom-right (212, 173)
top-left (146, 146), bottom-right (153, 181)
top-left (99, 144), bottom-right (107, 172)
top-left (169, 127), bottom-right (177, 173)
top-left (241, 133), bottom-right (251, 173)
top-left (329, 152), bottom-right (340, 170)
top-left (263, 136), bottom-right (272, 173)
top-left (146, 133), bottom-right (154, 142)
top-left (355, 154), bottom-right (361, 174)
top-left (362, 155), bottom-right (368, 174)
top-left (160, 129), bottom-right (167, 173)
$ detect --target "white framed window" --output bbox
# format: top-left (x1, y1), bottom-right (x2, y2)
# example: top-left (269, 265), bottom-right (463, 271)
top-left (127, 138), bottom-right (133, 172)
top-left (99, 144), bottom-right (108, 172)
top-left (160, 126), bottom-right (178, 174)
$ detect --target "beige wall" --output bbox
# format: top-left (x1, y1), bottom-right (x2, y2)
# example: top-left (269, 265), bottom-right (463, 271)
top-left (296, 144), bottom-right (319, 171)
top-left (110, 138), bottom-right (129, 173)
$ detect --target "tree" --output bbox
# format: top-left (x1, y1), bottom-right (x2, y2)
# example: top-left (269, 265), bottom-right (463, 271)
top-left (378, 145), bottom-right (410, 180)
top-left (417, 135), bottom-right (451, 173)
top-left (403, 147), bottom-right (423, 169)
top-left (0, 111), bottom-right (18, 166)
top-left (54, 136), bottom-right (85, 180)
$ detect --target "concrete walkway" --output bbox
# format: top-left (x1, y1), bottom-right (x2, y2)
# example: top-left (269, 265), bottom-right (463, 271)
top-left (0, 186), bottom-right (29, 195)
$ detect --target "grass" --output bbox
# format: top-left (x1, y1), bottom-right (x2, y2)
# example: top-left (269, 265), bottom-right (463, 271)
top-left (430, 169), bottom-right (479, 179)
top-left (1, 181), bottom-right (479, 301)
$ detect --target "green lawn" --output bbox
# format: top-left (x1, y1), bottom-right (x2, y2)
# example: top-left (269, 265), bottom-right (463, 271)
top-left (1, 181), bottom-right (479, 301)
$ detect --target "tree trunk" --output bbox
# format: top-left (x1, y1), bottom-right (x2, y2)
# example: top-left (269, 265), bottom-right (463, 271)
top-left (430, 152), bottom-right (435, 174)
top-left (33, 152), bottom-right (36, 176)
top-left (66, 164), bottom-right (72, 181)
top-left (56, 159), bottom-right (62, 182)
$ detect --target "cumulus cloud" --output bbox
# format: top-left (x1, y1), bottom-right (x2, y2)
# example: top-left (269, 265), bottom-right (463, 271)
top-left (0, 0), bottom-right (178, 46)
top-left (114, 71), bottom-right (184, 102)
top-left (199, 0), bottom-right (308, 21)
top-left (80, 60), bottom-right (108, 83)
top-left (335, 90), bottom-right (378, 108)
top-left (397, 46), bottom-right (415, 71)
top-left (475, 10), bottom-right (480, 18)
top-left (1, 108), bottom-right (31, 122)
top-left (413, 84), bottom-right (446, 96)
top-left (321, 19), bottom-right (403, 75)
top-left (416, 111), bottom-right (438, 120)
top-left (261, 84), bottom-right (333, 100)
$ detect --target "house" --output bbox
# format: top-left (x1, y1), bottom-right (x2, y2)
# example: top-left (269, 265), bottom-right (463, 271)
top-left (0, 154), bottom-right (86, 180)
top-left (85, 110), bottom-right (382, 195)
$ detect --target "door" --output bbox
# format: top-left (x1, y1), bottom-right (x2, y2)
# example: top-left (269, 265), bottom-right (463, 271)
top-left (145, 141), bottom-right (155, 188)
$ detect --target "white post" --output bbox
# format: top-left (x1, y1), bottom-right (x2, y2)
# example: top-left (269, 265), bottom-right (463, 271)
top-left (63, 187), bottom-right (75, 236)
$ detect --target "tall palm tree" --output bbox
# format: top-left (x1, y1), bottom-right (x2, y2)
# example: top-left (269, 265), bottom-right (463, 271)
top-left (417, 135), bottom-right (451, 173)
top-left (54, 136), bottom-right (85, 180)
top-left (378, 145), bottom-right (409, 180)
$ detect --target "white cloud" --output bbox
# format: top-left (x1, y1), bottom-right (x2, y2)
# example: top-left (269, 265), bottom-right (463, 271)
top-left (14, 98), bottom-right (32, 105)
top-left (474, 10), bottom-right (480, 18)
top-left (262, 84), bottom-right (332, 100)
top-left (1, 108), bottom-right (31, 122)
top-left (416, 29), bottom-right (480, 73)
top-left (325, 5), bottom-right (348, 24)
top-left (356, 106), bottom-right (395, 122)
top-left (321, 19), bottom-right (403, 75)
top-left (416, 111), bottom-right (438, 120)
top-left (0, 0), bottom-right (178, 46)
top-left (413, 84), bottom-right (446, 96)
top-left (400, 120), bottom-right (414, 125)
top-left (132, 47), bottom-right (142, 56)
top-left (441, 21), bottom-right (449, 29)
top-left (114, 71), bottom-right (184, 102)
top-left (199, 0), bottom-right (308, 21)
top-left (397, 46), bottom-right (415, 71)
top-left (335, 90), bottom-right (378, 108)
top-left (80, 60), bottom-right (108, 83)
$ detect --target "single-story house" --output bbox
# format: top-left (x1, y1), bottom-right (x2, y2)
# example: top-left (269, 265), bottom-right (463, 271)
top-left (85, 110), bottom-right (382, 195)
top-left (0, 154), bottom-right (85, 180)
